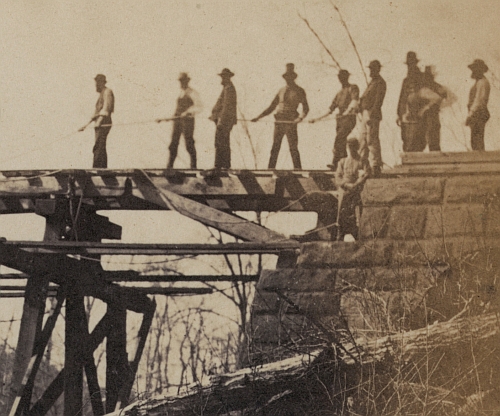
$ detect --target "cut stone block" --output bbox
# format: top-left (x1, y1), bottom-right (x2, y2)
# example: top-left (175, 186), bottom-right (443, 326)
top-left (258, 269), bottom-right (337, 292)
top-left (444, 175), bottom-right (500, 204)
top-left (387, 206), bottom-right (428, 239)
top-left (359, 206), bottom-right (391, 239)
top-left (362, 177), bottom-right (445, 206)
top-left (298, 241), bottom-right (393, 268)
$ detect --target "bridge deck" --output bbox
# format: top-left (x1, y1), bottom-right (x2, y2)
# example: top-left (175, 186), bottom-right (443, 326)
top-left (0, 169), bottom-right (338, 214)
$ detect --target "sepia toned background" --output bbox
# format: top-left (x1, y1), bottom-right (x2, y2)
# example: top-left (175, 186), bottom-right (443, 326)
top-left (1, 0), bottom-right (499, 406)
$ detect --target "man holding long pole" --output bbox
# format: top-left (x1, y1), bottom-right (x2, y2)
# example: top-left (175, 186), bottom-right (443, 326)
top-left (251, 63), bottom-right (309, 170)
top-left (79, 74), bottom-right (115, 168)
top-left (157, 72), bottom-right (202, 169)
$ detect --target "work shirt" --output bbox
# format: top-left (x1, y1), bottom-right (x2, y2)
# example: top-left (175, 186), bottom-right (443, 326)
top-left (336, 155), bottom-right (370, 185)
top-left (359, 76), bottom-right (386, 120)
top-left (94, 87), bottom-right (114, 118)
top-left (402, 87), bottom-right (442, 123)
top-left (259, 83), bottom-right (309, 121)
top-left (175, 87), bottom-right (203, 117)
top-left (211, 82), bottom-right (237, 127)
top-left (397, 71), bottom-right (423, 118)
top-left (468, 77), bottom-right (490, 118)
top-left (330, 84), bottom-right (359, 117)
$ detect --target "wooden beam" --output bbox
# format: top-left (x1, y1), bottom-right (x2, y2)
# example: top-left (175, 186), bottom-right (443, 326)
top-left (0, 242), bottom-right (154, 313)
top-left (28, 311), bottom-right (114, 416)
top-left (6, 274), bottom-right (50, 413)
top-left (105, 306), bottom-right (128, 413)
top-left (0, 272), bottom-right (261, 283)
top-left (132, 169), bottom-right (294, 243)
top-left (114, 299), bottom-right (156, 411)
top-left (64, 291), bottom-right (86, 416)
top-left (4, 240), bottom-right (299, 255)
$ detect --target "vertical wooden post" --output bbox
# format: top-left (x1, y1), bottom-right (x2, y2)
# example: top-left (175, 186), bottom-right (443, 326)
top-left (64, 291), bottom-right (86, 416)
top-left (105, 306), bottom-right (128, 413)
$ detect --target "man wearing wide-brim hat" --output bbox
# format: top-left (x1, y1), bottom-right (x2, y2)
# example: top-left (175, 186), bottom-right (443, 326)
top-left (309, 68), bottom-right (359, 171)
top-left (79, 74), bottom-right (115, 168)
top-left (209, 68), bottom-right (237, 170)
top-left (358, 60), bottom-right (386, 177)
top-left (397, 51), bottom-right (425, 151)
top-left (465, 59), bottom-right (490, 150)
top-left (157, 72), bottom-right (203, 168)
top-left (251, 63), bottom-right (309, 169)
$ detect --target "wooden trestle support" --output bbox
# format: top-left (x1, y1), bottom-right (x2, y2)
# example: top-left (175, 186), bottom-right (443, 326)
top-left (1, 169), bottom-right (311, 415)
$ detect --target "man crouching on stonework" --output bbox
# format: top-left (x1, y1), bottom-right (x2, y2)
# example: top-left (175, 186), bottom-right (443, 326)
top-left (336, 137), bottom-right (370, 240)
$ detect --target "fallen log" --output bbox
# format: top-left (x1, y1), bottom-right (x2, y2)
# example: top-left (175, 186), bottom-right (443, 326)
top-left (108, 313), bottom-right (499, 415)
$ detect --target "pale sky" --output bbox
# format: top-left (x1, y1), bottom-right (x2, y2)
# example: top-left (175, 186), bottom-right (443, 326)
top-left (1, 0), bottom-right (499, 172)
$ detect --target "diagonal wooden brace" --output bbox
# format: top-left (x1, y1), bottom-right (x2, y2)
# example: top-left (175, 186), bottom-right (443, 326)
top-left (132, 169), bottom-right (295, 243)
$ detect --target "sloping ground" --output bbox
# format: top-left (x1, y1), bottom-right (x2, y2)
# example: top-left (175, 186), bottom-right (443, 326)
top-left (108, 313), bottom-right (500, 415)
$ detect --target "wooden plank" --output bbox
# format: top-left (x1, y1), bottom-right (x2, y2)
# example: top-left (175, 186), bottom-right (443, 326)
top-left (401, 150), bottom-right (500, 165)
top-left (388, 162), bottom-right (500, 176)
top-left (132, 169), bottom-right (295, 243)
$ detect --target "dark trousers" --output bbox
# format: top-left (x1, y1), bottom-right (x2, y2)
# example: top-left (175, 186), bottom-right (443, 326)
top-left (93, 117), bottom-right (111, 168)
top-left (268, 122), bottom-right (301, 169)
top-left (214, 124), bottom-right (233, 169)
top-left (423, 112), bottom-right (441, 151)
top-left (402, 122), bottom-right (425, 152)
top-left (339, 191), bottom-right (362, 240)
top-left (168, 118), bottom-right (197, 168)
top-left (470, 111), bottom-right (490, 151)
top-left (332, 116), bottom-right (356, 170)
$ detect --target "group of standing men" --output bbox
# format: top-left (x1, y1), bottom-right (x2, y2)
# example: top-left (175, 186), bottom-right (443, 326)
top-left (81, 53), bottom-right (491, 172)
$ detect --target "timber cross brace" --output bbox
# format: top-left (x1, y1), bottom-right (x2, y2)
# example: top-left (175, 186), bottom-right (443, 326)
top-left (1, 169), bottom-right (314, 416)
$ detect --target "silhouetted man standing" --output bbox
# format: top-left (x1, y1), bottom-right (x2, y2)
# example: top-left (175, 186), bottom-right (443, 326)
top-left (466, 59), bottom-right (490, 151)
top-left (397, 52), bottom-right (424, 152)
top-left (209, 68), bottom-right (237, 170)
top-left (359, 60), bottom-right (386, 176)
top-left (252, 63), bottom-right (309, 170)
top-left (157, 72), bottom-right (202, 168)
top-left (422, 66), bottom-right (447, 151)
top-left (80, 74), bottom-right (115, 168)
top-left (310, 69), bottom-right (359, 171)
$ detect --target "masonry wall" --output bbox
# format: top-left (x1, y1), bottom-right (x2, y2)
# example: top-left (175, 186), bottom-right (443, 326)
top-left (250, 170), bottom-right (500, 362)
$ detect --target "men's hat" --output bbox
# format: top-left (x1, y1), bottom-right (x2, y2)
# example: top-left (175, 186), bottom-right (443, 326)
top-left (338, 69), bottom-right (350, 77)
top-left (178, 72), bottom-right (191, 81)
top-left (468, 59), bottom-right (488, 74)
top-left (282, 63), bottom-right (298, 80)
top-left (347, 137), bottom-right (360, 148)
top-left (218, 68), bottom-right (235, 78)
top-left (94, 74), bottom-right (107, 83)
top-left (368, 60), bottom-right (382, 69)
top-left (405, 51), bottom-right (419, 65)
top-left (424, 65), bottom-right (436, 78)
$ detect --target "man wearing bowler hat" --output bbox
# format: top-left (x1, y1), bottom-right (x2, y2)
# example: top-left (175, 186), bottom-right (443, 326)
top-left (397, 51), bottom-right (424, 151)
top-left (466, 59), bottom-right (490, 150)
top-left (252, 63), bottom-right (309, 170)
top-left (209, 68), bottom-right (237, 171)
top-left (358, 60), bottom-right (386, 177)
top-left (79, 74), bottom-right (115, 168)
top-left (309, 69), bottom-right (359, 171)
top-left (157, 72), bottom-right (202, 168)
